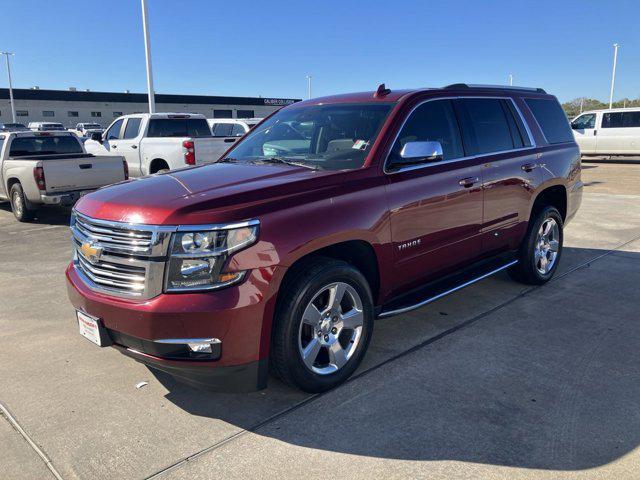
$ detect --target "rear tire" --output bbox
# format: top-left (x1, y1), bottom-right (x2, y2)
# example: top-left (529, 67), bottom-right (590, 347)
top-left (10, 183), bottom-right (37, 222)
top-left (508, 206), bottom-right (563, 285)
top-left (271, 258), bottom-right (374, 393)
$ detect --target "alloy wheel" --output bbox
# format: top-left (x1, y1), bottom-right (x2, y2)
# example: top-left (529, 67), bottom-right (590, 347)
top-left (297, 282), bottom-right (364, 375)
top-left (534, 217), bottom-right (560, 274)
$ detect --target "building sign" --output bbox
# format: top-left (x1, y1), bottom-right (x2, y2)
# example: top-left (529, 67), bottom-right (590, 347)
top-left (263, 98), bottom-right (297, 106)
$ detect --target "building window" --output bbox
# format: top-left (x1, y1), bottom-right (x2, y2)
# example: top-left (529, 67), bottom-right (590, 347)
top-left (213, 109), bottom-right (233, 119)
top-left (236, 110), bottom-right (254, 119)
top-left (91, 111), bottom-right (102, 118)
top-left (16, 110), bottom-right (28, 117)
top-left (68, 111), bottom-right (79, 117)
top-left (43, 111), bottom-right (55, 117)
top-left (113, 111), bottom-right (123, 118)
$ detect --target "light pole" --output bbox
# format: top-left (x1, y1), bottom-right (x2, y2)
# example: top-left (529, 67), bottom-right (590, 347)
top-left (609, 43), bottom-right (619, 109)
top-left (306, 75), bottom-right (312, 99)
top-left (140, 0), bottom-right (156, 113)
top-left (508, 73), bottom-right (513, 86)
top-left (0, 52), bottom-right (16, 122)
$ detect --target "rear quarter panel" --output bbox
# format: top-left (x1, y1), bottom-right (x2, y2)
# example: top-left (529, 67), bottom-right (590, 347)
top-left (2, 159), bottom-right (40, 202)
top-left (140, 138), bottom-right (185, 172)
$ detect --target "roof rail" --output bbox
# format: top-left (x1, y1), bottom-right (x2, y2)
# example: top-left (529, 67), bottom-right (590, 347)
top-left (443, 83), bottom-right (547, 94)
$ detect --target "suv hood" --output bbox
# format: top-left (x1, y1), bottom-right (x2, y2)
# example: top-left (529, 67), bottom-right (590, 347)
top-left (75, 162), bottom-right (343, 225)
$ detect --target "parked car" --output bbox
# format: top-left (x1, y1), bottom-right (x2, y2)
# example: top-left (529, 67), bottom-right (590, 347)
top-left (207, 118), bottom-right (263, 160)
top-left (0, 130), bottom-right (128, 221)
top-left (571, 108), bottom-right (640, 157)
top-left (70, 123), bottom-right (104, 138)
top-left (66, 84), bottom-right (582, 393)
top-left (28, 121), bottom-right (66, 132)
top-left (0, 122), bottom-right (29, 132)
top-left (84, 113), bottom-right (220, 176)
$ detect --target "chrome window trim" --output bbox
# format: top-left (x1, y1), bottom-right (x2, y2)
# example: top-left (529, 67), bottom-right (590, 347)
top-left (383, 96), bottom-right (537, 175)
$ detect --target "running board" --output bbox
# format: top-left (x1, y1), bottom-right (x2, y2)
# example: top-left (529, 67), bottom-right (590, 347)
top-left (377, 259), bottom-right (518, 319)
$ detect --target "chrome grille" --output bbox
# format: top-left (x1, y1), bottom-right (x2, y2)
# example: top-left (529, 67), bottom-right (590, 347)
top-left (71, 212), bottom-right (175, 299)
top-left (75, 214), bottom-right (154, 255)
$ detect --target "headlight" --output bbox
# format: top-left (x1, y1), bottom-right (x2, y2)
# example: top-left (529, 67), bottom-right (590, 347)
top-left (164, 221), bottom-right (259, 292)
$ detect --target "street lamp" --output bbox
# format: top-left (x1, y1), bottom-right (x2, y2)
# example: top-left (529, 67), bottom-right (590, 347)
top-left (0, 51), bottom-right (16, 123)
top-left (306, 75), bottom-right (312, 99)
top-left (609, 43), bottom-right (619, 109)
top-left (140, 0), bottom-right (156, 113)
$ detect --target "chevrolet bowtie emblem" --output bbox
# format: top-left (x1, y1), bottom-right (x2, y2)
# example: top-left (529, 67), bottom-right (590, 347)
top-left (80, 242), bottom-right (103, 264)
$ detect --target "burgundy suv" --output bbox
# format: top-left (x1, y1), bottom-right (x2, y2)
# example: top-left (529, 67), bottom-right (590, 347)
top-left (66, 84), bottom-right (582, 393)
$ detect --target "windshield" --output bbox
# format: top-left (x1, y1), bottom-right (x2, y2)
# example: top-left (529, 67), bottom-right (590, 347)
top-left (224, 103), bottom-right (392, 170)
top-left (83, 124), bottom-right (102, 129)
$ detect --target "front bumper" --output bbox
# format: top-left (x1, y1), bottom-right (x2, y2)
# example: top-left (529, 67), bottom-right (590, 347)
top-left (66, 263), bottom-right (279, 391)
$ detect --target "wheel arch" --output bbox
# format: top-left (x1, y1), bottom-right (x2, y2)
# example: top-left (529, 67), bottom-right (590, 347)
top-left (531, 183), bottom-right (567, 221)
top-left (149, 158), bottom-right (169, 174)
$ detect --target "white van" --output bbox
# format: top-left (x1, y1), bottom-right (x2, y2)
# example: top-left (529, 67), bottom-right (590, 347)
top-left (571, 108), bottom-right (640, 157)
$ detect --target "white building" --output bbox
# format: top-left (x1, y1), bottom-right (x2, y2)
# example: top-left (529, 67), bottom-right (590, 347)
top-left (0, 88), bottom-right (299, 127)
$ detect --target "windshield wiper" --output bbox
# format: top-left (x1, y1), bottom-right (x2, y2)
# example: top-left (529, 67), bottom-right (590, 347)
top-left (254, 156), bottom-right (318, 170)
top-left (218, 157), bottom-right (239, 163)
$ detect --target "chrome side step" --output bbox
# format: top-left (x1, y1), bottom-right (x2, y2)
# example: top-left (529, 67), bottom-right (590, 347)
top-left (377, 260), bottom-right (518, 319)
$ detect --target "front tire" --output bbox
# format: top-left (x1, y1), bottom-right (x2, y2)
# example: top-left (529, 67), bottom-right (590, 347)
top-left (10, 183), bottom-right (37, 222)
top-left (271, 258), bottom-right (374, 393)
top-left (509, 206), bottom-right (563, 285)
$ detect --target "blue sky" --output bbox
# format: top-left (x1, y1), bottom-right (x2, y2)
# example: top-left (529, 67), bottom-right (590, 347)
top-left (0, 0), bottom-right (638, 102)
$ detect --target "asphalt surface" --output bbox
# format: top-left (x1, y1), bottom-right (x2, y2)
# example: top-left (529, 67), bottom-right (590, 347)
top-left (0, 161), bottom-right (639, 479)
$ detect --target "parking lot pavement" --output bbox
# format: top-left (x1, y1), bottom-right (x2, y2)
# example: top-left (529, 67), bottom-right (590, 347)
top-left (0, 162), bottom-right (639, 480)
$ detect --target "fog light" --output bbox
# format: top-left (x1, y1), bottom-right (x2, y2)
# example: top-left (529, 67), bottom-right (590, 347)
top-left (187, 341), bottom-right (214, 353)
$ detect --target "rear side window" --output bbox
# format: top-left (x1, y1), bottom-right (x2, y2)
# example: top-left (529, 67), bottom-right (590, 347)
top-left (147, 118), bottom-right (212, 138)
top-left (461, 98), bottom-right (514, 154)
top-left (525, 98), bottom-right (574, 144)
top-left (9, 135), bottom-right (83, 156)
top-left (389, 99), bottom-right (464, 163)
top-left (212, 123), bottom-right (233, 137)
top-left (231, 124), bottom-right (246, 136)
top-left (123, 118), bottom-right (142, 139)
top-left (602, 111), bottom-right (640, 128)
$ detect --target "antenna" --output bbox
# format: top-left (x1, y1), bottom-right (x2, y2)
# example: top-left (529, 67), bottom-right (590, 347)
top-left (374, 83), bottom-right (391, 98)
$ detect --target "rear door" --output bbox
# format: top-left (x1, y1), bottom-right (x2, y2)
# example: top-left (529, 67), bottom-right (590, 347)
top-left (458, 97), bottom-right (541, 255)
top-left (116, 117), bottom-right (143, 176)
top-left (210, 122), bottom-right (236, 159)
top-left (385, 98), bottom-right (484, 292)
top-left (596, 111), bottom-right (640, 154)
top-left (570, 113), bottom-right (597, 154)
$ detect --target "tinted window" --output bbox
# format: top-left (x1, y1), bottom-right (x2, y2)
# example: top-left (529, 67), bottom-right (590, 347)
top-left (147, 118), bottom-right (212, 138)
top-left (237, 110), bottom-right (254, 119)
top-left (389, 100), bottom-right (464, 163)
top-left (504, 100), bottom-right (532, 147)
top-left (105, 119), bottom-right (124, 140)
top-left (9, 135), bottom-right (83, 156)
top-left (571, 113), bottom-right (596, 130)
top-left (123, 118), bottom-right (142, 139)
top-left (68, 111), bottom-right (79, 117)
top-left (212, 123), bottom-right (233, 137)
top-left (0, 137), bottom-right (4, 153)
top-left (525, 98), bottom-right (574, 144)
top-left (623, 111), bottom-right (640, 128)
top-left (43, 111), bottom-right (55, 117)
top-left (231, 124), bottom-right (246, 136)
top-left (462, 98), bottom-right (514, 154)
top-left (213, 109), bottom-right (232, 119)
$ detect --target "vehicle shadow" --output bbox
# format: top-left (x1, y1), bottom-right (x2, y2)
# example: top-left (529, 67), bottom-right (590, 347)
top-left (0, 203), bottom-right (72, 226)
top-left (148, 245), bottom-right (640, 471)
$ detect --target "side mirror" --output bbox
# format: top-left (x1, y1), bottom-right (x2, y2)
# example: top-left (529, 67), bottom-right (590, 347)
top-left (90, 131), bottom-right (103, 143)
top-left (397, 141), bottom-right (443, 164)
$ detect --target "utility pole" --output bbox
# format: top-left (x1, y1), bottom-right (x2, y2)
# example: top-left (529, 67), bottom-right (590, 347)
top-left (508, 73), bottom-right (513, 86)
top-left (580, 98), bottom-right (584, 114)
top-left (609, 43), bottom-right (619, 109)
top-left (306, 75), bottom-right (312, 99)
top-left (141, 0), bottom-right (156, 113)
top-left (0, 52), bottom-right (16, 122)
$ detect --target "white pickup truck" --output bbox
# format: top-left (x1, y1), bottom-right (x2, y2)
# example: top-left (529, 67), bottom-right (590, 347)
top-left (84, 113), bottom-right (220, 176)
top-left (0, 131), bottom-right (127, 221)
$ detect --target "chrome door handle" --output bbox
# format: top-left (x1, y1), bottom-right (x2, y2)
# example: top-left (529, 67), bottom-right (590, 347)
top-left (458, 177), bottom-right (479, 188)
top-left (111, 144), bottom-right (117, 149)
top-left (131, 145), bottom-right (137, 149)
top-left (521, 163), bottom-right (538, 172)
